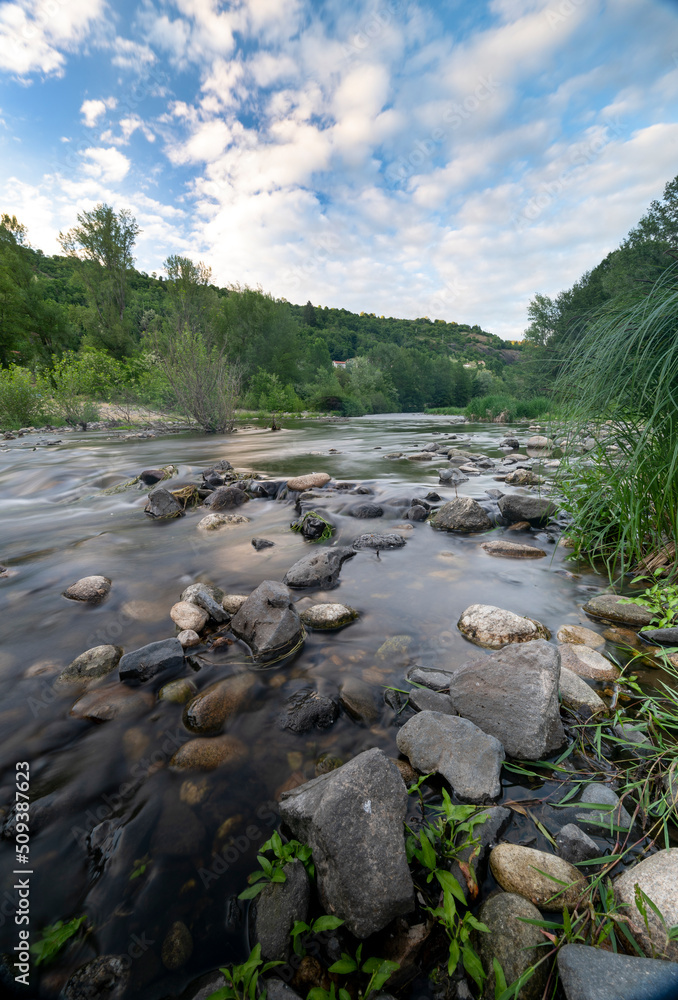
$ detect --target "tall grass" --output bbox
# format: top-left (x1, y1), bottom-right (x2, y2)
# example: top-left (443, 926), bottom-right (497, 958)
top-left (463, 394), bottom-right (553, 422)
top-left (556, 265), bottom-right (678, 580)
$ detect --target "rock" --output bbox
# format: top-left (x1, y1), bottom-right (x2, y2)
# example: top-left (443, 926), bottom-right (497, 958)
top-left (292, 513), bottom-right (334, 542)
top-left (287, 473), bottom-right (331, 491)
top-left (159, 678), bottom-right (198, 703)
top-left (339, 676), bottom-right (380, 723)
top-left (557, 943), bottom-right (678, 1000)
top-left (447, 640), bottom-right (565, 759)
top-left (161, 920), bottom-right (193, 970)
top-left (576, 783), bottom-right (633, 831)
top-left (396, 711), bottom-right (504, 802)
top-left (145, 487), bottom-right (183, 518)
top-left (70, 685), bottom-right (154, 721)
top-left (352, 533), bottom-right (406, 550)
top-left (177, 629), bottom-right (201, 648)
top-left (556, 625), bottom-right (605, 648)
top-left (407, 452), bottom-right (436, 461)
top-left (506, 520), bottom-right (532, 532)
top-left (265, 980), bottom-right (304, 1000)
top-left (197, 513), bottom-right (250, 530)
top-left (252, 537), bottom-right (276, 550)
top-left (556, 824), bottom-right (600, 865)
top-left (279, 689), bottom-right (339, 733)
top-left (169, 734), bottom-right (247, 771)
top-left (56, 645), bottom-right (122, 685)
top-left (348, 502), bottom-right (384, 518)
top-left (504, 469), bottom-right (544, 486)
top-left (140, 468), bottom-right (167, 484)
top-left (500, 437), bottom-right (521, 449)
top-left (457, 603), bottom-right (550, 648)
top-left (614, 849), bottom-right (678, 960)
top-left (203, 486), bottom-right (249, 510)
top-left (300, 603), bottom-right (358, 630)
top-left (279, 748), bottom-right (415, 938)
top-left (438, 467), bottom-right (468, 485)
top-left (582, 594), bottom-right (653, 627)
top-left (181, 582), bottom-right (229, 622)
top-left (376, 634), bottom-right (413, 663)
top-left (475, 893), bottom-right (547, 1000)
top-left (154, 801), bottom-right (206, 856)
top-left (408, 688), bottom-right (455, 714)
top-left (222, 594), bottom-right (248, 615)
top-left (430, 498), bottom-right (492, 532)
top-left (489, 843), bottom-right (585, 909)
top-left (558, 644), bottom-right (619, 680)
top-left (184, 674), bottom-right (255, 733)
top-left (481, 539), bottom-right (546, 559)
top-left (230, 581), bottom-right (304, 662)
top-left (637, 626), bottom-right (678, 646)
top-left (62, 575), bottom-right (111, 604)
top-left (404, 505), bottom-right (429, 521)
top-left (119, 638), bottom-right (184, 683)
top-left (61, 955), bottom-right (129, 1000)
top-left (497, 495), bottom-right (558, 526)
top-left (283, 547), bottom-right (356, 590)
top-left (170, 601), bottom-right (209, 632)
top-left (526, 435), bottom-right (552, 449)
top-left (256, 860), bottom-right (310, 961)
top-left (406, 665), bottom-right (457, 691)
top-left (559, 668), bottom-right (606, 715)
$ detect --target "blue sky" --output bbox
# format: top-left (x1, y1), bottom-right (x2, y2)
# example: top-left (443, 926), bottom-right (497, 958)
top-left (1, 0), bottom-right (677, 339)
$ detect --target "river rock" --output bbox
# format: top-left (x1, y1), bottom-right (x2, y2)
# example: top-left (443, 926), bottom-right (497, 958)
top-left (396, 711), bottom-right (504, 802)
top-left (339, 676), bottom-right (380, 723)
top-left (61, 956), bottom-right (129, 1000)
top-left (497, 495), bottom-right (558, 526)
top-left (283, 547), bottom-right (356, 589)
top-left (119, 638), bottom-right (185, 682)
top-left (287, 473), bottom-right (331, 491)
top-left (352, 533), bottom-right (406, 550)
top-left (556, 624), bottom-right (605, 648)
top-left (475, 893), bottom-right (547, 1000)
top-left (489, 843), bottom-right (585, 909)
top-left (300, 603), bottom-right (358, 630)
top-left (184, 673), bottom-right (256, 733)
top-left (145, 486), bottom-right (183, 518)
top-left (556, 824), bottom-right (600, 866)
top-left (197, 513), bottom-right (250, 530)
top-left (159, 678), bottom-right (198, 703)
top-left (504, 469), bottom-right (544, 486)
top-left (70, 685), bottom-right (154, 721)
top-left (278, 688), bottom-right (339, 733)
top-left (576, 782), bottom-right (633, 831)
top-left (404, 504), bottom-right (428, 521)
top-left (222, 594), bottom-right (248, 615)
top-left (181, 582), bottom-right (229, 623)
top-left (291, 513), bottom-right (334, 541)
top-left (582, 594), bottom-right (653, 627)
top-left (406, 665), bottom-right (457, 691)
top-left (407, 452), bottom-right (436, 461)
top-left (169, 734), bottom-right (247, 771)
top-left (557, 943), bottom-right (678, 1000)
top-left (279, 748), bottom-right (414, 938)
top-left (500, 437), bottom-right (521, 449)
top-left (348, 502), bottom-right (384, 518)
top-left (558, 644), bottom-right (619, 680)
top-left (408, 687), bottom-right (455, 714)
top-left (526, 435), bottom-right (552, 449)
top-left (252, 537), bottom-right (275, 550)
top-left (230, 580), bottom-right (304, 662)
top-left (140, 468), bottom-right (167, 484)
top-left (62, 575), bottom-right (111, 604)
top-left (481, 539), bottom-right (546, 559)
top-left (170, 601), bottom-right (209, 632)
top-left (559, 667), bottom-right (606, 715)
top-left (256, 860), bottom-right (310, 961)
top-left (56, 645), bottom-right (123, 685)
top-left (203, 486), bottom-right (249, 510)
top-left (177, 629), bottom-right (201, 648)
top-left (614, 849), bottom-right (678, 960)
top-left (265, 981), bottom-right (304, 1000)
top-left (637, 626), bottom-right (678, 646)
top-left (430, 498), bottom-right (492, 532)
top-left (458, 603), bottom-right (550, 648)
top-left (161, 921), bottom-right (193, 970)
top-left (447, 640), bottom-right (565, 759)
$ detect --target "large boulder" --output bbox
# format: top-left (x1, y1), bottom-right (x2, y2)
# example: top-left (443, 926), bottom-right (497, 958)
top-left (582, 594), bottom-right (653, 628)
top-left (430, 498), bottom-right (492, 532)
top-left (396, 711), bottom-right (504, 802)
top-left (230, 581), bottom-right (304, 663)
top-left (119, 638), bottom-right (185, 683)
top-left (475, 893), bottom-right (547, 1000)
top-left (279, 748), bottom-right (415, 938)
top-left (458, 603), bottom-right (550, 648)
top-left (557, 943), bottom-right (678, 1000)
top-left (497, 494), bottom-right (558, 526)
top-left (447, 640), bottom-right (565, 759)
top-left (283, 547), bottom-right (356, 590)
top-left (489, 843), bottom-right (585, 909)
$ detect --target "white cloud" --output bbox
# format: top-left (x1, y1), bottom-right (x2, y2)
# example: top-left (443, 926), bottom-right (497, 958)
top-left (80, 96), bottom-right (117, 127)
top-left (111, 36), bottom-right (156, 69)
top-left (79, 146), bottom-right (131, 183)
top-left (0, 0), bottom-right (106, 76)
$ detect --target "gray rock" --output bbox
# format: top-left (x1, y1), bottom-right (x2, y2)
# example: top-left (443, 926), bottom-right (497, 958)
top-left (396, 711), bottom-right (504, 802)
top-left (475, 893), bottom-right (547, 1000)
top-left (447, 640), bottom-right (565, 759)
top-left (556, 824), bottom-right (600, 865)
top-left (283, 546), bottom-right (356, 589)
top-left (582, 594), bottom-right (653, 627)
top-left (300, 603), bottom-right (358, 630)
top-left (119, 638), bottom-right (184, 682)
top-left (408, 687), bottom-right (456, 714)
top-left (279, 748), bottom-right (415, 938)
top-left (438, 468), bottom-right (468, 485)
top-left (278, 688), bottom-right (339, 733)
top-left (255, 860), bottom-right (310, 961)
top-left (62, 575), bottom-right (112, 604)
top-left (576, 783), bottom-right (633, 831)
top-left (481, 539), bottom-right (546, 559)
top-left (339, 676), bottom-right (380, 723)
top-left (406, 665), bottom-right (457, 691)
top-left (559, 667), bottom-right (607, 715)
top-left (183, 971), bottom-right (227, 1000)
top-left (349, 503), bottom-right (384, 518)
top-left (614, 849), bottom-right (678, 960)
top-left (61, 955), bottom-right (129, 1000)
top-left (500, 437), bottom-right (521, 449)
top-left (144, 486), bottom-right (183, 518)
top-left (181, 582), bottom-right (228, 623)
top-left (56, 645), bottom-right (122, 685)
top-left (161, 920), bottom-right (193, 970)
top-left (497, 494), bottom-right (558, 526)
top-left (431, 498), bottom-right (492, 532)
top-left (203, 486), bottom-right (249, 510)
top-left (265, 980), bottom-right (304, 1000)
top-left (639, 627), bottom-right (678, 646)
top-left (252, 537), bottom-right (276, 550)
top-left (352, 533), bottom-right (406, 550)
top-left (557, 943), bottom-right (678, 1000)
top-left (404, 505), bottom-right (428, 521)
top-left (458, 603), bottom-right (550, 648)
top-left (230, 580), bottom-right (304, 662)
top-left (291, 513), bottom-right (334, 542)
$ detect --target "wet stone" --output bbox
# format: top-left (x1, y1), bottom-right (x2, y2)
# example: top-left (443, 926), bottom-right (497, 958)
top-left (558, 643), bottom-right (620, 681)
top-left (299, 603), bottom-right (358, 630)
top-left (458, 603), bottom-right (550, 648)
top-left (614, 849), bottom-right (678, 961)
top-left (430, 497), bottom-right (492, 532)
top-left (56, 645), bottom-right (122, 685)
top-left (556, 824), bottom-right (600, 866)
top-left (170, 601), bottom-right (209, 632)
top-left (559, 667), bottom-right (606, 715)
top-left (475, 894), bottom-right (547, 1000)
top-left (159, 677), bottom-right (198, 704)
top-left (576, 782), bottom-right (633, 831)
top-left (283, 547), bottom-right (356, 590)
top-left (557, 943), bottom-right (678, 1000)
top-left (181, 582), bottom-right (228, 622)
top-left (489, 843), bottom-right (585, 909)
top-left (119, 637), bottom-right (185, 683)
top-left (203, 486), bottom-right (249, 510)
top-left (145, 487), bottom-right (183, 518)
top-left (407, 688), bottom-right (455, 715)
top-left (348, 502), bottom-right (384, 518)
top-left (497, 494), bottom-right (558, 526)
top-left (256, 860), bottom-right (310, 961)
top-left (481, 539), bottom-right (546, 559)
top-left (556, 624), bottom-right (606, 648)
top-left (339, 676), bottom-right (380, 723)
top-left (287, 473), bottom-right (331, 491)
top-left (62, 575), bottom-right (111, 604)
top-left (61, 955), bottom-right (129, 1000)
top-left (177, 629), bottom-right (201, 648)
top-left (404, 505), bottom-right (429, 521)
top-left (406, 665), bottom-right (456, 691)
top-left (582, 594), bottom-right (653, 627)
top-left (169, 734), bottom-right (248, 771)
top-left (184, 673), bottom-right (255, 733)
top-left (352, 533), bottom-right (406, 550)
top-left (70, 685), bottom-right (154, 721)
top-left (161, 920), bottom-right (193, 970)
top-left (230, 580), bottom-right (304, 662)
top-left (278, 688), bottom-right (339, 733)
top-left (197, 513), bottom-right (250, 530)
top-left (252, 537), bottom-right (276, 550)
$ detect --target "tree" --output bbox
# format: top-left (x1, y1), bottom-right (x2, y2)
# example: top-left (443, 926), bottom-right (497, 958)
top-left (58, 205), bottom-right (140, 356)
top-left (164, 255), bottom-right (214, 335)
top-left (302, 300), bottom-right (317, 327)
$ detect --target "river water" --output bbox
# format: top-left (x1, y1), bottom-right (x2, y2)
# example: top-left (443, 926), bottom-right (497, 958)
top-left (0, 415), bottom-right (662, 998)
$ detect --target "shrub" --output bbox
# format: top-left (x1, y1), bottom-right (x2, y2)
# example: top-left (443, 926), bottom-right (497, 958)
top-left (0, 365), bottom-right (45, 427)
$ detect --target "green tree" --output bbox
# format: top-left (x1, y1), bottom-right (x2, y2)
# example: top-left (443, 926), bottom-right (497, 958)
top-left (164, 255), bottom-right (215, 335)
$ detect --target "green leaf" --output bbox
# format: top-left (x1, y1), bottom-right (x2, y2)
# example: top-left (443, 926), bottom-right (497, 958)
top-left (436, 869), bottom-right (466, 904)
top-left (493, 958), bottom-right (508, 999)
top-left (30, 916), bottom-right (88, 966)
top-left (238, 883), bottom-right (266, 900)
top-left (312, 915), bottom-right (344, 933)
top-left (462, 945), bottom-right (486, 990)
top-left (419, 830), bottom-right (437, 872)
top-left (328, 958), bottom-right (358, 975)
top-left (339, 990), bottom-right (351, 1000)
top-left (447, 938), bottom-right (460, 976)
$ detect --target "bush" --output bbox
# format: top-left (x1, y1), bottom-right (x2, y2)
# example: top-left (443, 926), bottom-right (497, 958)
top-left (464, 394), bottom-right (552, 422)
top-left (0, 365), bottom-right (46, 427)
top-left (44, 351), bottom-right (122, 428)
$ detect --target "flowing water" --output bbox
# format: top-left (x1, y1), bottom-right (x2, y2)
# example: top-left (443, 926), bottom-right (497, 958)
top-left (0, 416), bottom-right (664, 998)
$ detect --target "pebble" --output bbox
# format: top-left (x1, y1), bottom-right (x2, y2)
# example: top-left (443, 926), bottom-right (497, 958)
top-left (56, 645), bottom-right (123, 685)
top-left (558, 643), bottom-right (620, 680)
top-left (197, 513), bottom-right (250, 530)
top-left (170, 601), bottom-right (209, 632)
top-left (489, 843), bottom-right (585, 909)
top-left (222, 594), bottom-right (248, 615)
top-left (286, 473), bottom-right (331, 491)
top-left (480, 539), bottom-right (546, 559)
top-left (299, 604), bottom-right (358, 630)
top-left (177, 629), bottom-right (201, 648)
top-left (161, 921), bottom-right (193, 970)
top-left (70, 685), bottom-right (154, 721)
top-left (62, 575), bottom-right (111, 604)
top-left (170, 734), bottom-right (248, 771)
top-left (158, 678), bottom-right (198, 704)
top-left (184, 674), bottom-right (256, 734)
top-left (556, 624), bottom-right (606, 648)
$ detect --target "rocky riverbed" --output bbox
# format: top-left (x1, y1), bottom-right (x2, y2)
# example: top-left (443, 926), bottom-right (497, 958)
top-left (0, 415), bottom-right (675, 1000)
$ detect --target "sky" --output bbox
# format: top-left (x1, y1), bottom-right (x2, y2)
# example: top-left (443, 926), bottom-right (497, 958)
top-left (1, 0), bottom-right (677, 339)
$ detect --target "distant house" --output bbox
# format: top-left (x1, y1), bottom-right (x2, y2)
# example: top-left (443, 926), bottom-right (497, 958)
top-left (332, 358), bottom-right (355, 368)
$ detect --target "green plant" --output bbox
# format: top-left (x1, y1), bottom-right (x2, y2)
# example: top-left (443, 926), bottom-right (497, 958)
top-left (0, 365), bottom-right (45, 427)
top-left (620, 571), bottom-right (678, 628)
top-left (206, 944), bottom-right (283, 1000)
top-left (130, 855), bottom-right (150, 880)
top-left (30, 915), bottom-right (89, 966)
top-left (290, 915), bottom-right (344, 957)
top-left (238, 831), bottom-right (314, 900)
top-left (325, 943), bottom-right (400, 1000)
top-left (290, 511), bottom-right (334, 543)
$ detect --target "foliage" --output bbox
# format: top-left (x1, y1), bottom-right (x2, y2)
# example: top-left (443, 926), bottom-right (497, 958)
top-left (326, 944), bottom-right (400, 999)
top-left (0, 365), bottom-right (46, 427)
top-left (290, 915), bottom-right (345, 958)
top-left (290, 511), bottom-right (334, 543)
top-left (206, 944), bottom-right (282, 1000)
top-left (620, 571), bottom-right (678, 628)
top-left (238, 831), bottom-right (314, 900)
top-left (464, 393), bottom-right (552, 422)
top-left (30, 915), bottom-right (89, 966)
top-left (45, 350), bottom-right (125, 427)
